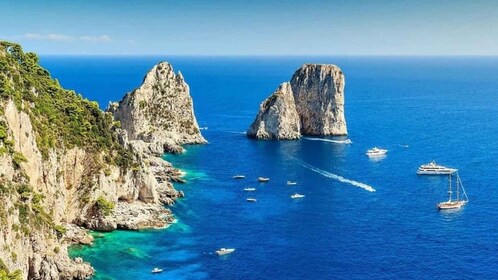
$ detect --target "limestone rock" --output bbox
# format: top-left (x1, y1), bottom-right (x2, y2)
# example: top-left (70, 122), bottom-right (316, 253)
top-left (247, 82), bottom-right (301, 139)
top-left (248, 64), bottom-right (348, 139)
top-left (108, 62), bottom-right (206, 154)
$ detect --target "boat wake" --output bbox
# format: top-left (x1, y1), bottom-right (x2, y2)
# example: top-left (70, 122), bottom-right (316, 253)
top-left (299, 162), bottom-right (376, 192)
top-left (304, 137), bottom-right (352, 144)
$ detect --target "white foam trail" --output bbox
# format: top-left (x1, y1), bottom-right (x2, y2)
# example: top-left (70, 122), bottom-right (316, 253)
top-left (304, 137), bottom-right (352, 144)
top-left (300, 162), bottom-right (375, 192)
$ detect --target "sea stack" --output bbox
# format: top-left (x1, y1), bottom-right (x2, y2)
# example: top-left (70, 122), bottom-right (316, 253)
top-left (247, 64), bottom-right (347, 139)
top-left (108, 62), bottom-right (206, 153)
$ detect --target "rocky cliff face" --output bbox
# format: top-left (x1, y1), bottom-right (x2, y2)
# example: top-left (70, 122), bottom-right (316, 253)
top-left (0, 42), bottom-right (201, 279)
top-left (246, 82), bottom-right (301, 140)
top-left (108, 62), bottom-right (206, 154)
top-left (247, 64), bottom-right (347, 139)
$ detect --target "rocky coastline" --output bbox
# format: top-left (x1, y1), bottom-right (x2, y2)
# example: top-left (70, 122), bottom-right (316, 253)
top-left (0, 42), bottom-right (204, 279)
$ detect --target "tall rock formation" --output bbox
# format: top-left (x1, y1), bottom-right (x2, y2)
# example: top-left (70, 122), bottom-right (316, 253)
top-left (108, 62), bottom-right (206, 154)
top-left (247, 64), bottom-right (347, 139)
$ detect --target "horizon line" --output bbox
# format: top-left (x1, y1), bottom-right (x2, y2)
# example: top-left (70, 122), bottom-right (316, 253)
top-left (38, 54), bottom-right (498, 58)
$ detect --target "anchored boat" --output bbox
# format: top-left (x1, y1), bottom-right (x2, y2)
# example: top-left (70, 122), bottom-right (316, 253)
top-left (437, 172), bottom-right (468, 210)
top-left (233, 175), bottom-right (246, 179)
top-left (417, 160), bottom-right (457, 175)
top-left (216, 248), bottom-right (235, 255)
top-left (258, 177), bottom-right (270, 182)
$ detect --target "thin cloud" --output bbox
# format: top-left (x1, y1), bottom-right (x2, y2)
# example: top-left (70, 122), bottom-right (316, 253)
top-left (19, 33), bottom-right (117, 43)
top-left (79, 35), bottom-right (111, 42)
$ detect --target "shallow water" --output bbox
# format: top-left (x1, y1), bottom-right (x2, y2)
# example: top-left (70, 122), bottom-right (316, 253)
top-left (42, 56), bottom-right (498, 279)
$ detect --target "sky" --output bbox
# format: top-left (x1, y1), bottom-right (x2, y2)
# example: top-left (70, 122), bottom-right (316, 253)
top-left (1, 0), bottom-right (498, 55)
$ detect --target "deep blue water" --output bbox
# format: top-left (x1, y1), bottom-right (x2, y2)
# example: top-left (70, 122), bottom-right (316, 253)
top-left (41, 56), bottom-right (498, 279)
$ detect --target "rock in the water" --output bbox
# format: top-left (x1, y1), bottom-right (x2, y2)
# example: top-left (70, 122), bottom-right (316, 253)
top-left (108, 61), bottom-right (206, 154)
top-left (248, 64), bottom-right (347, 139)
top-left (247, 82), bottom-right (301, 139)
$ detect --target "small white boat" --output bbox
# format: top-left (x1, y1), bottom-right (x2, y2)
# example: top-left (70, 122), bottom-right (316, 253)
top-left (246, 198), bottom-right (257, 202)
top-left (258, 177), bottom-right (270, 182)
top-left (291, 193), bottom-right (305, 199)
top-left (244, 187), bottom-right (256, 192)
top-left (287, 181), bottom-right (297, 185)
top-left (233, 175), bottom-right (246, 179)
top-left (216, 248), bottom-right (235, 255)
top-left (417, 161), bottom-right (457, 175)
top-left (366, 147), bottom-right (388, 157)
top-left (151, 268), bottom-right (163, 274)
top-left (437, 172), bottom-right (469, 210)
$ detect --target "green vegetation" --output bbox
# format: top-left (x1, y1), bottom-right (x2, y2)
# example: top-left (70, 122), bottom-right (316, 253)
top-left (95, 195), bottom-right (115, 216)
top-left (0, 41), bottom-right (134, 169)
top-left (0, 258), bottom-right (21, 280)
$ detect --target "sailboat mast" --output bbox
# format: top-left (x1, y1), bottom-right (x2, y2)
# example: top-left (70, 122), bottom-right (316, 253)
top-left (448, 174), bottom-right (452, 202)
top-left (456, 173), bottom-right (460, 201)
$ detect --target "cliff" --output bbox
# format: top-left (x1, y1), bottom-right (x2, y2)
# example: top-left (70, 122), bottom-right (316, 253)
top-left (247, 64), bottom-right (347, 139)
top-left (0, 42), bottom-right (200, 279)
top-left (246, 82), bottom-right (301, 140)
top-left (108, 62), bottom-right (206, 154)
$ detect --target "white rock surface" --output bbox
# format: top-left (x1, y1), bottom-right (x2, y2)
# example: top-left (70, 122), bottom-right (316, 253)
top-left (108, 62), bottom-right (206, 154)
top-left (248, 64), bottom-right (348, 139)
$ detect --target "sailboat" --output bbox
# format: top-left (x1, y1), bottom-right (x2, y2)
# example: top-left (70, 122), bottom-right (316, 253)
top-left (437, 172), bottom-right (469, 210)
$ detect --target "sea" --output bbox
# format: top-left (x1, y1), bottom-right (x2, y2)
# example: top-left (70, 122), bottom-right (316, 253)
top-left (39, 56), bottom-right (498, 279)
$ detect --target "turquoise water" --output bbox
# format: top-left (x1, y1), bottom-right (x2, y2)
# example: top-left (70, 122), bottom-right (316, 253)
top-left (47, 56), bottom-right (498, 279)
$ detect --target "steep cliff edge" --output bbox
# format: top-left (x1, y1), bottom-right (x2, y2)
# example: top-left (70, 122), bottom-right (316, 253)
top-left (246, 82), bottom-right (300, 140)
top-left (108, 62), bottom-right (206, 154)
top-left (0, 42), bottom-right (201, 279)
top-left (247, 64), bottom-right (347, 139)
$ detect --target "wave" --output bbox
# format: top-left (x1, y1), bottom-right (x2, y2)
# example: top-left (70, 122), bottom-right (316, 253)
top-left (299, 162), bottom-right (375, 192)
top-left (304, 137), bottom-right (352, 144)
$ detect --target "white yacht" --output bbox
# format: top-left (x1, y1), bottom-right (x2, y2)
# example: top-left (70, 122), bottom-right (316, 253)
top-left (291, 193), bottom-right (305, 199)
top-left (258, 177), bottom-right (270, 182)
top-left (246, 198), bottom-right (257, 202)
top-left (151, 268), bottom-right (163, 274)
top-left (365, 147), bottom-right (387, 157)
top-left (417, 161), bottom-right (457, 175)
top-left (287, 181), bottom-right (297, 186)
top-left (244, 187), bottom-right (256, 192)
top-left (233, 175), bottom-right (245, 179)
top-left (437, 172), bottom-right (468, 210)
top-left (216, 248), bottom-right (235, 255)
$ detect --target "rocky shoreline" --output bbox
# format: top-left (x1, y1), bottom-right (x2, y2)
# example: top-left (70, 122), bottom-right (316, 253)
top-left (0, 42), bottom-right (205, 280)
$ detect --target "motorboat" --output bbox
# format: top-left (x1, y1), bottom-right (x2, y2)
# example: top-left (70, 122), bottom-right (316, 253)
top-left (244, 187), bottom-right (256, 192)
top-left (246, 198), bottom-right (257, 202)
top-left (417, 161), bottom-right (457, 175)
top-left (151, 268), bottom-right (163, 274)
top-left (216, 248), bottom-right (235, 255)
top-left (365, 147), bottom-right (387, 157)
top-left (286, 181), bottom-right (297, 185)
top-left (258, 177), bottom-right (270, 182)
top-left (233, 175), bottom-right (246, 179)
top-left (291, 193), bottom-right (305, 199)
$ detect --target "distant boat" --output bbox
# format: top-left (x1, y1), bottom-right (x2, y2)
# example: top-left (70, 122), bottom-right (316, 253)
top-left (366, 147), bottom-right (387, 157)
top-left (417, 161), bottom-right (457, 175)
top-left (216, 248), bottom-right (235, 255)
top-left (244, 187), bottom-right (256, 192)
top-left (246, 198), bottom-right (257, 202)
top-left (233, 175), bottom-right (246, 179)
top-left (291, 193), bottom-right (305, 199)
top-left (437, 172), bottom-right (468, 210)
top-left (286, 181), bottom-right (297, 185)
top-left (258, 177), bottom-right (270, 182)
top-left (151, 268), bottom-right (163, 274)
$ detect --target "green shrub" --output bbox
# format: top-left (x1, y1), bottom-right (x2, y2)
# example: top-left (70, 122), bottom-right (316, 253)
top-left (95, 196), bottom-right (115, 216)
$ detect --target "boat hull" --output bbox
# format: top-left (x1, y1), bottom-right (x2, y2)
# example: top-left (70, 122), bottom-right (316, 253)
top-left (437, 200), bottom-right (467, 210)
top-left (417, 169), bottom-right (457, 175)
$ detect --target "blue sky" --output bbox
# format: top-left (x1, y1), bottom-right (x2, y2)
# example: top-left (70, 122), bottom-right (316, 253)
top-left (1, 0), bottom-right (498, 55)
